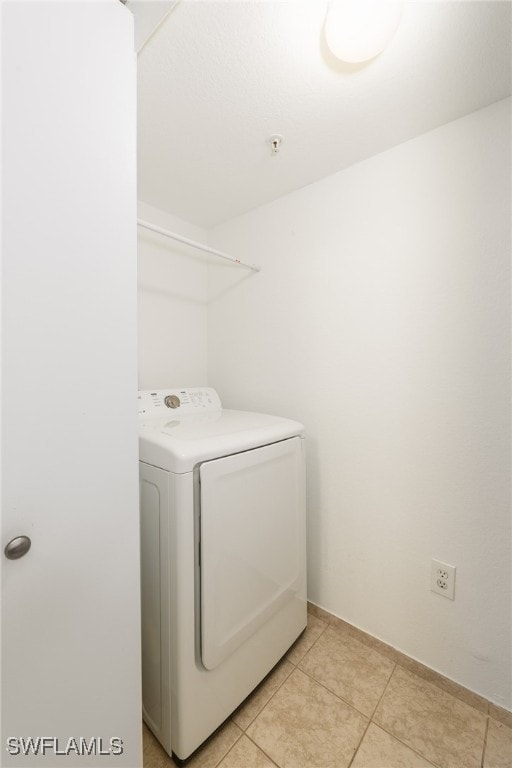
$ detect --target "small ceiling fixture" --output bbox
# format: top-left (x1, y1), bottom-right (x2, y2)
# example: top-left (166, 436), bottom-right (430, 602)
top-left (269, 134), bottom-right (283, 155)
top-left (324, 0), bottom-right (403, 64)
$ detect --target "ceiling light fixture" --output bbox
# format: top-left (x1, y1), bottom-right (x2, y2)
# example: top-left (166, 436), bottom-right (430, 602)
top-left (324, 0), bottom-right (404, 64)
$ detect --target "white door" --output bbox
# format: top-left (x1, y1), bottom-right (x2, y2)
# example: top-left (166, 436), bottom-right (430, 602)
top-left (200, 437), bottom-right (305, 670)
top-left (1, 2), bottom-right (141, 766)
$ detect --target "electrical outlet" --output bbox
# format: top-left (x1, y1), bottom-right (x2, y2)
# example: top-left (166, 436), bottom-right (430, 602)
top-left (431, 559), bottom-right (456, 600)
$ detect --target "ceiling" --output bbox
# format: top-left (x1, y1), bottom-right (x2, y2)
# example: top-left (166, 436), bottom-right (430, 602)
top-left (137, 1), bottom-right (511, 229)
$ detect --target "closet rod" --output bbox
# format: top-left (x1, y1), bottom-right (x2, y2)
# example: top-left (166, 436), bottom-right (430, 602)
top-left (137, 219), bottom-right (261, 272)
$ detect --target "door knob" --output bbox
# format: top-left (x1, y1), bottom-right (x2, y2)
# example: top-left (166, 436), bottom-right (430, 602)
top-left (4, 535), bottom-right (31, 560)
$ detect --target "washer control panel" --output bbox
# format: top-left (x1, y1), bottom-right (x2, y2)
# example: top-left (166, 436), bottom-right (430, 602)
top-left (138, 388), bottom-right (222, 417)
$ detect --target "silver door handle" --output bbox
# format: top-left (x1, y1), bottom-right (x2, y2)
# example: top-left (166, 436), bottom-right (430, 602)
top-left (4, 536), bottom-right (31, 560)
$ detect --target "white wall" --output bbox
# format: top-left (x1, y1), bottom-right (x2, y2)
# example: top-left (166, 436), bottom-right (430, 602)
top-left (138, 201), bottom-right (209, 389)
top-left (207, 99), bottom-right (511, 709)
top-left (1, 2), bottom-right (141, 764)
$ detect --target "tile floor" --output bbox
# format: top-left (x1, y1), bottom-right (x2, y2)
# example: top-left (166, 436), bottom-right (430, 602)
top-left (143, 605), bottom-right (512, 768)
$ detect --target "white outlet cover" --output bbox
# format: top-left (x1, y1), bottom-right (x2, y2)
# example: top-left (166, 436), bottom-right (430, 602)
top-left (431, 559), bottom-right (456, 600)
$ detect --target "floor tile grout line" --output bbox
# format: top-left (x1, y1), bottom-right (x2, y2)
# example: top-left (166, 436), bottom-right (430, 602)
top-left (147, 604), bottom-right (502, 768)
top-left (211, 724), bottom-right (244, 768)
top-left (369, 664), bottom-right (477, 768)
top-left (235, 659), bottom-right (295, 732)
top-left (243, 731), bottom-right (281, 768)
top-left (487, 710), bottom-right (512, 730)
top-left (289, 618), bottom-right (329, 667)
top-left (254, 661), bottom-right (449, 768)
top-left (488, 706), bottom-right (512, 730)
top-left (295, 623), bottom-right (398, 720)
top-left (346, 663), bottom-right (397, 768)
top-left (310, 605), bottom-right (495, 719)
top-left (242, 659), bottom-right (375, 768)
top-left (194, 619), bottom-right (337, 763)
top-left (367, 668), bottom-right (449, 768)
top-left (366, 664), bottom-right (443, 768)
top-left (229, 620), bottom-right (331, 746)
top-left (345, 714), bottom-right (373, 768)
top-left (319, 620), bottom-right (407, 679)
top-left (295, 664), bottom-right (376, 722)
top-left (368, 661), bottom-right (396, 721)
top-left (242, 659), bottom-right (382, 764)
top-left (480, 712), bottom-right (490, 768)
top-left (391, 659), bottom-right (490, 719)
top-left (368, 722), bottom-right (443, 768)
top-left (370, 674), bottom-right (490, 768)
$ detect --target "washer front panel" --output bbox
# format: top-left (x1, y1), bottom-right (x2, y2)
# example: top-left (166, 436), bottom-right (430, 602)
top-left (199, 436), bottom-right (304, 670)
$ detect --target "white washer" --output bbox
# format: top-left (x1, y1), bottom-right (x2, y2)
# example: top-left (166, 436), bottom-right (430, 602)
top-left (138, 388), bottom-right (307, 763)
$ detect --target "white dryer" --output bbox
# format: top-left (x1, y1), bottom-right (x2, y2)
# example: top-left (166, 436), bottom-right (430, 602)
top-left (138, 388), bottom-right (307, 763)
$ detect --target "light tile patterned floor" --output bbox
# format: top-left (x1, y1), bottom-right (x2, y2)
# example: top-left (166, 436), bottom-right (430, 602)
top-left (143, 606), bottom-right (512, 768)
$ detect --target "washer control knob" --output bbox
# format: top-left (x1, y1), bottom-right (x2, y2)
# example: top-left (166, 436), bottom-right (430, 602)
top-left (164, 395), bottom-right (180, 409)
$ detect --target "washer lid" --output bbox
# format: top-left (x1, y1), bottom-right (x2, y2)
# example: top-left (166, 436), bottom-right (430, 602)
top-left (139, 408), bottom-right (304, 473)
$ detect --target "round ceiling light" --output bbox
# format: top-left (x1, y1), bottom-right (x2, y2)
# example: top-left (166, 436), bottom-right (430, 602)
top-left (324, 0), bottom-right (404, 64)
